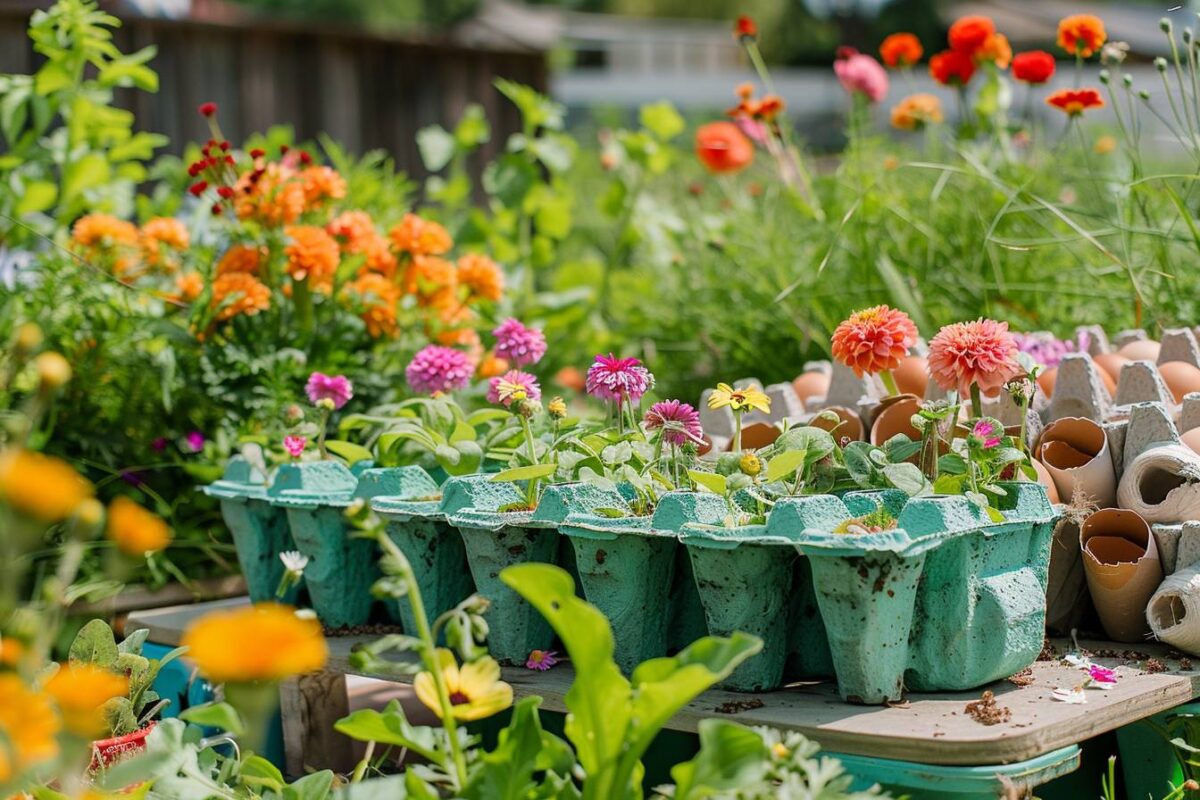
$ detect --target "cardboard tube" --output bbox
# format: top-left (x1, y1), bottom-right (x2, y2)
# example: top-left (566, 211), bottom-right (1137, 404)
top-left (1039, 417), bottom-right (1117, 507)
top-left (1117, 445), bottom-right (1200, 524)
top-left (1148, 562), bottom-right (1200, 656)
top-left (1080, 508), bottom-right (1163, 642)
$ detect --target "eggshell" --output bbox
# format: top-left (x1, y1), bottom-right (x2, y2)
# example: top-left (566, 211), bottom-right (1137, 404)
top-left (1033, 458), bottom-right (1060, 504)
top-left (1117, 340), bottom-right (1161, 362)
top-left (1158, 361), bottom-right (1200, 404)
top-left (1183, 427), bottom-right (1200, 456)
top-left (893, 356), bottom-right (929, 398)
top-left (1092, 353), bottom-right (1129, 382)
top-left (1037, 367), bottom-right (1057, 399)
top-left (792, 371), bottom-right (831, 409)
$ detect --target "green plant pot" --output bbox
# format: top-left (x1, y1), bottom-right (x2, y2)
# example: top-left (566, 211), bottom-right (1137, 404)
top-left (651, 492), bottom-right (728, 654)
top-left (204, 457), bottom-right (300, 603)
top-left (560, 513), bottom-right (675, 673)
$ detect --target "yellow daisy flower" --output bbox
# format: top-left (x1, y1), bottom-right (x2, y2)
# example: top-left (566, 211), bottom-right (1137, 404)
top-left (414, 649), bottom-right (513, 722)
top-left (707, 382), bottom-right (771, 414)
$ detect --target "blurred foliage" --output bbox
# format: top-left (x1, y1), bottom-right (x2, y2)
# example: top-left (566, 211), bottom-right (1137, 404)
top-left (225, 0), bottom-right (479, 30)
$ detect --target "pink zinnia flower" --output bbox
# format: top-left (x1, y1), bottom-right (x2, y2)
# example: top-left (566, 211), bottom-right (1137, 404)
top-left (185, 431), bottom-right (205, 453)
top-left (927, 319), bottom-right (1021, 398)
top-left (970, 419), bottom-right (1002, 449)
top-left (487, 369), bottom-right (541, 407)
top-left (405, 345), bottom-right (473, 395)
top-left (283, 435), bottom-right (307, 458)
top-left (492, 318), bottom-right (546, 367)
top-left (586, 354), bottom-right (652, 407)
top-left (645, 400), bottom-right (704, 446)
top-left (834, 49), bottom-right (889, 104)
top-left (830, 305), bottom-right (919, 378)
top-left (1088, 664), bottom-right (1117, 685)
top-left (305, 372), bottom-right (354, 409)
top-left (526, 649), bottom-right (559, 671)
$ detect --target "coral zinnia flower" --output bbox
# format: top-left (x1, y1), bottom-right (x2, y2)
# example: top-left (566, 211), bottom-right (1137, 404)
top-left (948, 16), bottom-right (995, 55)
top-left (406, 345), bottom-right (474, 395)
top-left (1011, 51), bottom-right (1056, 84)
top-left (343, 272), bottom-right (402, 338)
top-left (327, 210), bottom-right (376, 251)
top-left (695, 121), bottom-right (753, 174)
top-left (216, 244), bottom-right (264, 276)
top-left (488, 369), bottom-right (541, 407)
top-left (929, 49), bottom-right (976, 86)
top-left (284, 225), bottom-right (340, 293)
top-left (831, 305), bottom-right (919, 378)
top-left (0, 673), bottom-right (59, 781)
top-left (106, 496), bottom-right (171, 556)
top-left (586, 354), bottom-right (652, 406)
top-left (834, 49), bottom-right (889, 103)
top-left (1057, 14), bottom-right (1106, 58)
top-left (457, 253), bottom-right (504, 302)
top-left (306, 372), bottom-right (354, 409)
top-left (1046, 88), bottom-right (1105, 116)
top-left (879, 33), bottom-right (923, 68)
top-left (211, 273), bottom-right (271, 321)
top-left (493, 318), bottom-right (546, 367)
top-left (415, 649), bottom-right (512, 722)
top-left (927, 318), bottom-right (1021, 398)
top-left (707, 383), bottom-right (771, 414)
top-left (44, 664), bottom-right (130, 739)
top-left (976, 33), bottom-right (1012, 69)
top-left (181, 602), bottom-right (328, 684)
top-left (0, 448), bottom-right (93, 522)
top-left (390, 213), bottom-right (453, 256)
top-left (645, 399), bottom-right (704, 446)
top-left (890, 94), bottom-right (944, 131)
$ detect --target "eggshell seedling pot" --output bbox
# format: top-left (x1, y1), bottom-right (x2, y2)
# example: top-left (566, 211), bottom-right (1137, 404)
top-left (204, 457), bottom-right (300, 603)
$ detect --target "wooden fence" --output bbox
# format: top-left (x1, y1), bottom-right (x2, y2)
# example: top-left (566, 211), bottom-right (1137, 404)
top-left (0, 5), bottom-right (547, 178)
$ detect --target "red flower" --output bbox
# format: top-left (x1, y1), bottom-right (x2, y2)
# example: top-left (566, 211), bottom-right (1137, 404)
top-left (733, 15), bottom-right (757, 40)
top-left (1012, 51), bottom-right (1056, 84)
top-left (948, 16), bottom-right (995, 55)
top-left (879, 33), bottom-right (923, 68)
top-left (929, 49), bottom-right (976, 86)
top-left (1046, 88), bottom-right (1105, 116)
top-left (1057, 14), bottom-right (1107, 58)
top-left (694, 121), bottom-right (753, 174)
top-left (831, 305), bottom-right (919, 378)
top-left (188, 181), bottom-right (208, 197)
top-left (249, 148), bottom-right (265, 159)
top-left (198, 102), bottom-right (217, 117)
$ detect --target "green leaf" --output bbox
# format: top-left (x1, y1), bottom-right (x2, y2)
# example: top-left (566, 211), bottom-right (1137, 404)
top-left (118, 628), bottom-right (149, 655)
top-left (416, 124), bottom-right (456, 172)
top-left (491, 463), bottom-right (558, 482)
top-left (774, 427), bottom-right (836, 463)
top-left (61, 153), bottom-right (111, 206)
top-left (454, 104), bottom-right (491, 148)
top-left (882, 462), bottom-right (928, 496)
top-left (287, 770), bottom-right (335, 800)
top-left (179, 701), bottom-right (245, 735)
top-left (324, 440), bottom-right (373, 466)
top-left (69, 618), bottom-right (119, 668)
top-left (241, 755), bottom-right (286, 793)
top-left (882, 435), bottom-right (922, 464)
top-left (688, 470), bottom-right (727, 496)
top-left (15, 180), bottom-right (56, 216)
top-left (937, 453), bottom-right (968, 475)
top-left (34, 62), bottom-right (73, 95)
top-left (495, 79), bottom-right (564, 131)
top-left (766, 449), bottom-right (806, 483)
top-left (876, 253), bottom-right (931, 335)
top-left (464, 697), bottom-right (569, 800)
top-left (483, 154), bottom-right (537, 207)
top-left (639, 101), bottom-right (685, 140)
top-left (334, 701), bottom-right (441, 763)
top-left (670, 720), bottom-right (768, 800)
top-left (102, 696), bottom-right (138, 737)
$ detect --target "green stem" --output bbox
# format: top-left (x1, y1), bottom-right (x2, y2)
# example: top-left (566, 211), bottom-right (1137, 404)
top-left (732, 411), bottom-right (743, 453)
top-left (519, 414), bottom-right (537, 464)
top-left (970, 384), bottom-right (983, 420)
top-left (880, 370), bottom-right (900, 398)
top-left (293, 277), bottom-right (314, 345)
top-left (317, 406), bottom-right (331, 460)
top-left (350, 740), bottom-right (375, 783)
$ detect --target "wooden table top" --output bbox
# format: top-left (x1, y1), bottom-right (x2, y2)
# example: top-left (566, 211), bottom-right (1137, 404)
top-left (130, 597), bottom-right (1200, 766)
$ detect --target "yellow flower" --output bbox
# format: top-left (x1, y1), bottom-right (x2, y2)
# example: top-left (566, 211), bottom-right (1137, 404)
top-left (0, 673), bottom-right (60, 782)
top-left (547, 396), bottom-right (567, 419)
top-left (414, 649), bottom-right (512, 722)
top-left (181, 603), bottom-right (327, 684)
top-left (0, 448), bottom-right (94, 523)
top-left (34, 352), bottom-right (72, 390)
top-left (106, 496), bottom-right (171, 556)
top-left (44, 664), bottom-right (129, 739)
top-left (739, 453), bottom-right (763, 476)
top-left (707, 383), bottom-right (771, 414)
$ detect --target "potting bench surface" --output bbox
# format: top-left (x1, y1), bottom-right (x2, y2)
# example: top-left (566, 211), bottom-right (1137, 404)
top-left (129, 597), bottom-right (1200, 768)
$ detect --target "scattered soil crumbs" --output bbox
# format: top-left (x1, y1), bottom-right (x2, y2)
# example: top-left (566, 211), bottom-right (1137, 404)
top-left (964, 691), bottom-right (1012, 726)
top-left (1181, 658), bottom-right (1194, 671)
top-left (323, 623), bottom-right (404, 637)
top-left (1086, 647), bottom-right (1149, 661)
top-left (1007, 668), bottom-right (1035, 687)
top-left (1144, 658), bottom-right (1166, 674)
top-left (716, 698), bottom-right (765, 714)
top-left (1037, 639), bottom-right (1059, 661)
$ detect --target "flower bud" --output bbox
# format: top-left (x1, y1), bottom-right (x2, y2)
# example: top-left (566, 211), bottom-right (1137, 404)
top-left (74, 498), bottom-right (105, 528)
top-left (1123, 74), bottom-right (1134, 88)
top-left (1162, 18), bottom-right (1173, 33)
top-left (738, 452), bottom-right (762, 477)
top-left (1099, 69), bottom-right (1110, 84)
top-left (547, 396), bottom-right (567, 419)
top-left (1156, 56), bottom-right (1169, 72)
top-left (284, 403), bottom-right (305, 424)
top-left (316, 397), bottom-right (335, 411)
top-left (1140, 89), bottom-right (1152, 100)
top-left (517, 398), bottom-right (542, 419)
top-left (35, 352), bottom-right (72, 390)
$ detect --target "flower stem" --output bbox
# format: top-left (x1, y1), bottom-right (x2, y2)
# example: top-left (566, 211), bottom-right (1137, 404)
top-left (970, 384), bottom-right (983, 420)
top-left (317, 406), bottom-right (331, 460)
top-left (732, 411), bottom-right (743, 453)
top-left (880, 370), bottom-right (900, 398)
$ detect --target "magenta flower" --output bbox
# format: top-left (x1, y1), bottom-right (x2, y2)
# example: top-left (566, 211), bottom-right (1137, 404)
top-left (151, 437), bottom-right (168, 453)
top-left (1088, 664), bottom-right (1117, 685)
top-left (971, 419), bottom-right (1002, 449)
top-left (525, 649), bottom-right (559, 671)
top-left (405, 345), bottom-right (473, 395)
top-left (834, 48), bottom-right (889, 103)
top-left (487, 369), bottom-right (541, 408)
top-left (283, 435), bottom-right (307, 458)
top-left (185, 431), bottom-right (205, 453)
top-left (493, 318), bottom-right (546, 367)
top-left (585, 354), bottom-right (652, 407)
top-left (306, 372), bottom-right (354, 409)
top-left (645, 400), bottom-right (704, 447)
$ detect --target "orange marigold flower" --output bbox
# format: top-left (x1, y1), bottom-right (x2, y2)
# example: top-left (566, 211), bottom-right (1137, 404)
top-left (235, 164), bottom-right (306, 226)
top-left (299, 165), bottom-right (347, 206)
top-left (405, 254), bottom-right (457, 298)
top-left (327, 210), bottom-right (377, 252)
top-left (1057, 14), bottom-right (1106, 58)
top-left (216, 244), bottom-right (265, 276)
top-left (0, 673), bottom-right (60, 781)
top-left (44, 664), bottom-right (129, 739)
top-left (344, 273), bottom-right (402, 338)
top-left (477, 351), bottom-right (509, 379)
top-left (211, 273), bottom-right (271, 321)
top-left (0, 448), bottom-right (93, 522)
top-left (284, 225), bottom-right (340, 293)
top-left (106, 496), bottom-right (171, 556)
top-left (139, 217), bottom-right (189, 266)
top-left (879, 33), bottom-right (923, 68)
top-left (929, 49), bottom-right (976, 86)
top-left (457, 253), bottom-right (505, 302)
top-left (695, 121), bottom-right (754, 174)
top-left (72, 214), bottom-right (138, 249)
top-left (363, 236), bottom-right (399, 278)
top-left (890, 93), bottom-right (944, 130)
top-left (173, 271), bottom-right (204, 302)
top-left (831, 305), bottom-right (919, 378)
top-left (390, 213), bottom-right (453, 256)
top-left (948, 16), bottom-right (995, 55)
top-left (1046, 88), bottom-right (1105, 116)
top-left (181, 602), bottom-right (327, 684)
top-left (977, 33), bottom-right (1011, 68)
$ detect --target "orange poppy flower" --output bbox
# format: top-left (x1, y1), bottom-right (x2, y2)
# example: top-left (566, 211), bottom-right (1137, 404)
top-left (929, 49), bottom-right (976, 86)
top-left (1046, 88), bottom-right (1105, 116)
top-left (879, 33), bottom-right (923, 68)
top-left (1011, 51), bottom-right (1056, 84)
top-left (948, 16), bottom-right (995, 55)
top-left (733, 15), bottom-right (756, 40)
top-left (1057, 14), bottom-right (1106, 58)
top-left (695, 121), bottom-right (753, 174)
top-left (976, 33), bottom-right (1012, 69)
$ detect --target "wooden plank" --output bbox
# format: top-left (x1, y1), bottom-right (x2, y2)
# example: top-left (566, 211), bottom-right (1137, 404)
top-left (280, 669), bottom-right (354, 777)
top-left (130, 598), bottom-right (1200, 767)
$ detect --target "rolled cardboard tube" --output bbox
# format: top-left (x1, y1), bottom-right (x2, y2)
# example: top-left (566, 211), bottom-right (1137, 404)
top-left (1117, 444), bottom-right (1200, 524)
top-left (1039, 417), bottom-right (1117, 507)
top-left (1080, 508), bottom-right (1163, 642)
top-left (1148, 562), bottom-right (1200, 656)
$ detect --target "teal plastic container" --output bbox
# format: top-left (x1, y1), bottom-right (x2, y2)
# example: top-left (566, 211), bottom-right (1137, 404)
top-left (204, 457), bottom-right (301, 603)
top-left (369, 467), bottom-right (475, 635)
top-left (774, 482), bottom-right (1058, 703)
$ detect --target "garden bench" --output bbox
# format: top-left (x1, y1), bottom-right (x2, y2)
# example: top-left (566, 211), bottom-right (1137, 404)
top-left (129, 598), bottom-right (1200, 799)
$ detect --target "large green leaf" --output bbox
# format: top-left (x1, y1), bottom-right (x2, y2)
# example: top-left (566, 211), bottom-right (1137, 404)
top-left (15, 180), bottom-right (56, 216)
top-left (491, 463), bottom-right (557, 482)
top-left (324, 439), bottom-right (373, 466)
top-left (179, 701), bottom-right (245, 735)
top-left (69, 618), bottom-right (119, 668)
top-left (464, 697), bottom-right (572, 800)
top-left (766, 449), bottom-right (806, 483)
top-left (669, 720), bottom-right (768, 800)
top-left (334, 701), bottom-right (441, 763)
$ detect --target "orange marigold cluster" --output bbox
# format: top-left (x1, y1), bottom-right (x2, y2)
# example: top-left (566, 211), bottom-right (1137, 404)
top-left (390, 213), bottom-right (453, 256)
top-left (343, 272), bottom-right (402, 338)
top-left (405, 254), bottom-right (457, 304)
top-left (216, 244), bottom-right (265, 276)
top-left (172, 271), bottom-right (204, 302)
top-left (890, 93), bottom-right (944, 130)
top-left (236, 164), bottom-right (307, 227)
top-left (456, 253), bottom-right (504, 302)
top-left (72, 214), bottom-right (139, 249)
top-left (328, 211), bottom-right (397, 278)
top-left (211, 272), bottom-right (271, 321)
top-left (299, 166), bottom-right (347, 206)
top-left (139, 217), bottom-right (190, 266)
top-left (284, 225), bottom-right (341, 293)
